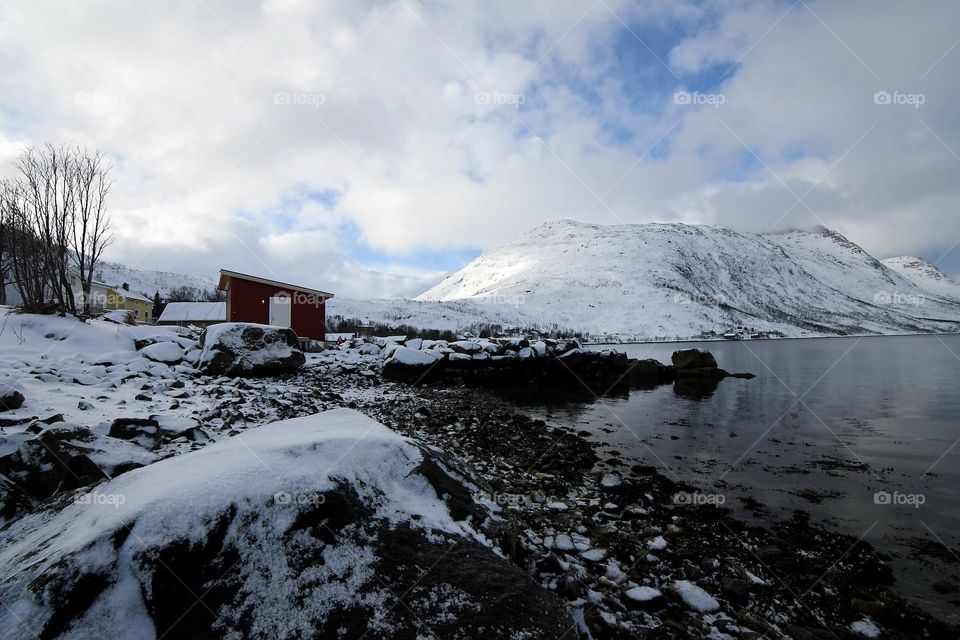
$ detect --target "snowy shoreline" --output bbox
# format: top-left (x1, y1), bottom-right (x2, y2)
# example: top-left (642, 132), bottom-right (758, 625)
top-left (0, 310), bottom-right (954, 638)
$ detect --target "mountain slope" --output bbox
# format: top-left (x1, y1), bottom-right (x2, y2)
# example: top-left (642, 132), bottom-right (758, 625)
top-left (417, 220), bottom-right (960, 339)
top-left (882, 256), bottom-right (960, 302)
top-left (93, 261), bottom-right (218, 299)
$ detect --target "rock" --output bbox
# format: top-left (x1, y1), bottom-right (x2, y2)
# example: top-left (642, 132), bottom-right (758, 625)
top-left (0, 424), bottom-right (157, 520)
top-left (600, 473), bottom-right (622, 488)
top-left (670, 579), bottom-right (721, 612)
top-left (141, 341), bottom-right (185, 364)
top-left (671, 348), bottom-right (718, 370)
top-left (0, 409), bottom-right (572, 638)
top-left (721, 576), bottom-right (753, 599)
top-left (197, 323), bottom-right (306, 377)
top-left (0, 376), bottom-right (24, 412)
top-left (623, 585), bottom-right (664, 610)
top-left (109, 417), bottom-right (163, 449)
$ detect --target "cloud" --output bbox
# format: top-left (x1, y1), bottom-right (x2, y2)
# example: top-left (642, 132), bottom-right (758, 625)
top-left (1, 0), bottom-right (959, 294)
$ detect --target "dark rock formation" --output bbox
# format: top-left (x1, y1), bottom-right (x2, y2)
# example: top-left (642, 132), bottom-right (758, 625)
top-left (197, 323), bottom-right (305, 377)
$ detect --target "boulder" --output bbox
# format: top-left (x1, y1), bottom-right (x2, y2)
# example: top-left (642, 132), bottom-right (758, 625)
top-left (0, 423), bottom-right (158, 520)
top-left (197, 323), bottom-right (305, 377)
top-left (0, 375), bottom-right (25, 412)
top-left (0, 389), bottom-right (24, 413)
top-left (671, 348), bottom-right (719, 370)
top-left (109, 417), bottom-right (163, 449)
top-left (0, 409), bottom-right (572, 638)
top-left (141, 341), bottom-right (185, 365)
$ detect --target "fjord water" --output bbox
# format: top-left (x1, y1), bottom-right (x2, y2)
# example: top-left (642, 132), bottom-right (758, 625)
top-left (525, 335), bottom-right (960, 619)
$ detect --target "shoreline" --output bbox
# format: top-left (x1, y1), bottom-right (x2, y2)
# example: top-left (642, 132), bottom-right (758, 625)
top-left (583, 330), bottom-right (960, 346)
top-left (343, 372), bottom-right (955, 638)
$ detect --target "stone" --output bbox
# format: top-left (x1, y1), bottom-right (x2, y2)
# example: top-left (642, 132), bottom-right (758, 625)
top-left (197, 323), bottom-right (306, 377)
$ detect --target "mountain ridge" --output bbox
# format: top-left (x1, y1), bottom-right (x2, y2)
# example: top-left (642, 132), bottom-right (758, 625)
top-left (415, 219), bottom-right (960, 339)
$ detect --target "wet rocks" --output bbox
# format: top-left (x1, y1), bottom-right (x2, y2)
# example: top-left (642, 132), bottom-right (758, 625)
top-left (671, 348), bottom-right (718, 370)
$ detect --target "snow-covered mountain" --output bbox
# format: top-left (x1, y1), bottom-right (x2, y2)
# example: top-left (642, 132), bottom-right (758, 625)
top-left (882, 256), bottom-right (960, 302)
top-left (416, 220), bottom-right (960, 340)
top-left (93, 222), bottom-right (960, 340)
top-left (92, 261), bottom-right (218, 299)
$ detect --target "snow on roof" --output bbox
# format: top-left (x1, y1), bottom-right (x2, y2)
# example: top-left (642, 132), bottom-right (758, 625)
top-left (110, 287), bottom-right (153, 303)
top-left (158, 302), bottom-right (226, 322)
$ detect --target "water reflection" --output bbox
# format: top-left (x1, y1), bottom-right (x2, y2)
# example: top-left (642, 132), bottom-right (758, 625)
top-left (513, 335), bottom-right (960, 620)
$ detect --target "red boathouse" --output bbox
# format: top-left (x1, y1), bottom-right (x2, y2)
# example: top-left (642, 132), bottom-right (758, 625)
top-left (217, 269), bottom-right (334, 341)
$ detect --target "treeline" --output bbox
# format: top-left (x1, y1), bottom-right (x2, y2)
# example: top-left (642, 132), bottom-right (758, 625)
top-left (326, 315), bottom-right (585, 341)
top-left (0, 144), bottom-right (111, 314)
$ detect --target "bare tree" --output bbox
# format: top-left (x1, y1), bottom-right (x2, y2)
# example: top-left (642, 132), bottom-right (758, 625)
top-left (0, 193), bottom-right (9, 305)
top-left (2, 179), bottom-right (51, 311)
top-left (71, 149), bottom-right (112, 314)
top-left (2, 144), bottom-right (113, 315)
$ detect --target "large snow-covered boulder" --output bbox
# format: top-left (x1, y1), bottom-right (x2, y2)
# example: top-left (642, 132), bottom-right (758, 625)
top-left (197, 322), bottom-right (305, 377)
top-left (140, 341), bottom-right (185, 365)
top-left (0, 409), bottom-right (571, 638)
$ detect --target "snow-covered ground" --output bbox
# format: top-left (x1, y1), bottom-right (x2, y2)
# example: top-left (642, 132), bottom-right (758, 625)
top-left (0, 308), bottom-right (949, 638)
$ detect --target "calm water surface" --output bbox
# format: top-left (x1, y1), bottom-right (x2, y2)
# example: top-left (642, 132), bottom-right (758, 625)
top-left (517, 335), bottom-right (960, 620)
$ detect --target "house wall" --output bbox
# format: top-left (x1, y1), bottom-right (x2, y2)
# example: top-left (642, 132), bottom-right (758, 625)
top-left (116, 295), bottom-right (153, 321)
top-left (226, 277), bottom-right (326, 340)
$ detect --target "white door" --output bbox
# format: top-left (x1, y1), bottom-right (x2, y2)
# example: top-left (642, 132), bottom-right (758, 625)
top-left (269, 295), bottom-right (292, 327)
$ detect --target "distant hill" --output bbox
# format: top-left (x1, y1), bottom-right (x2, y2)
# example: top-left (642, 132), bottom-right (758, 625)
top-left (93, 261), bottom-right (218, 300)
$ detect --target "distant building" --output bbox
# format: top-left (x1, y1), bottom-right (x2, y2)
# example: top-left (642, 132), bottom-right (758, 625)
top-left (70, 271), bottom-right (154, 321)
top-left (158, 301), bottom-right (226, 328)
top-left (217, 269), bottom-right (333, 341)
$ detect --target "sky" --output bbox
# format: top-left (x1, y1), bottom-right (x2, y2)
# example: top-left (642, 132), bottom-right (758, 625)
top-left (1, 0), bottom-right (959, 298)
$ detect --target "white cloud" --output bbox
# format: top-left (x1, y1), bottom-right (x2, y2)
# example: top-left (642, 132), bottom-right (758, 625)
top-left (1, 0), bottom-right (959, 295)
